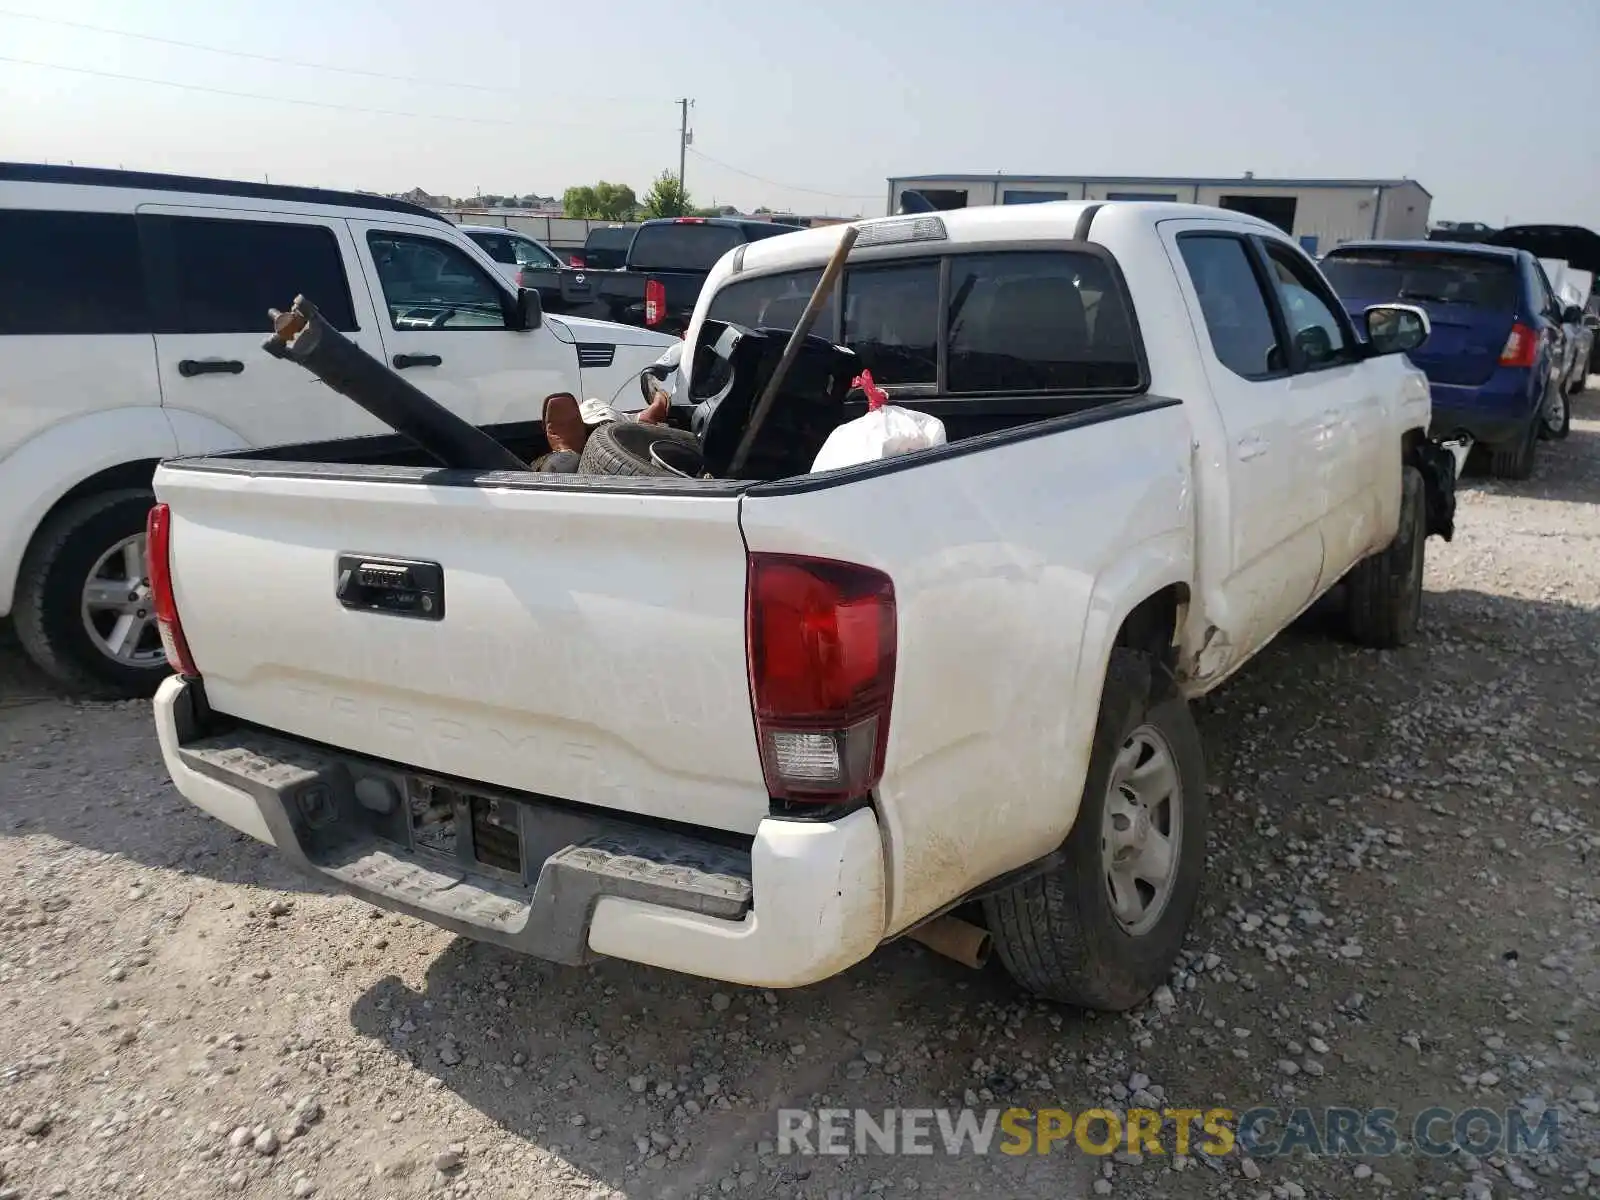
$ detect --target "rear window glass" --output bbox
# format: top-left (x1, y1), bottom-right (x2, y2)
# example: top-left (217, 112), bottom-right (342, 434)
top-left (706, 268), bottom-right (830, 332)
top-left (1321, 250), bottom-right (1520, 310)
top-left (465, 231), bottom-right (516, 263)
top-left (627, 223), bottom-right (744, 272)
top-left (585, 227), bottom-right (634, 251)
top-left (947, 251), bottom-right (1141, 392)
top-left (162, 216), bottom-right (357, 333)
top-left (842, 262), bottom-right (940, 386)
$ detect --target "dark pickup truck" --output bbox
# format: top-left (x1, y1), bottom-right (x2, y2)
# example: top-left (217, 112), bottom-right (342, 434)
top-left (520, 216), bottom-right (798, 335)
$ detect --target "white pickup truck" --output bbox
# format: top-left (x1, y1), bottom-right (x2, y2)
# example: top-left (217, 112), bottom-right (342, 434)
top-left (151, 201), bottom-right (1451, 1010)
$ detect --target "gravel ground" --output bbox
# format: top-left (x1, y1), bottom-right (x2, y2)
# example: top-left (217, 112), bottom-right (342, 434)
top-left (1, 391), bottom-right (1597, 1200)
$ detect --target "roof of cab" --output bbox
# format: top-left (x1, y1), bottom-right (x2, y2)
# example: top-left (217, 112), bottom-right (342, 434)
top-left (730, 199), bottom-right (1279, 276)
top-left (0, 162), bottom-right (450, 224)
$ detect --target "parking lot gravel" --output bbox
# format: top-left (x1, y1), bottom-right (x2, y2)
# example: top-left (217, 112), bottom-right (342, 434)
top-left (1, 391), bottom-right (1596, 1200)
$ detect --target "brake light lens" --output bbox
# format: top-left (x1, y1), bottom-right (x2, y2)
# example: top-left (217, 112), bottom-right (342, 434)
top-left (515, 267), bottom-right (531, 289)
top-left (146, 503), bottom-right (199, 678)
top-left (1500, 322), bottom-right (1537, 368)
top-left (747, 554), bottom-right (896, 804)
top-left (569, 254), bottom-right (585, 268)
top-left (674, 217), bottom-right (707, 224)
top-left (644, 278), bottom-right (666, 327)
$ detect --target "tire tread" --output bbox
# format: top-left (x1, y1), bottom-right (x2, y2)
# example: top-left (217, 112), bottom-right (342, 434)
top-left (1346, 466), bottom-right (1425, 649)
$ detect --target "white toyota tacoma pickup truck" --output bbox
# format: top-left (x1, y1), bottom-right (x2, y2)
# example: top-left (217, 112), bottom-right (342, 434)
top-left (150, 201), bottom-right (1454, 1009)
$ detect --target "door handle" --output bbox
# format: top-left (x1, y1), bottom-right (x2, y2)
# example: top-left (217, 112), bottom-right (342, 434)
top-left (393, 353), bottom-right (442, 369)
top-left (177, 358), bottom-right (245, 378)
top-left (1236, 434), bottom-right (1268, 461)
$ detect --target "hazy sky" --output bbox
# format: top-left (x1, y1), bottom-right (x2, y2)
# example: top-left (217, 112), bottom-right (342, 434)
top-left (3, 0), bottom-right (1597, 224)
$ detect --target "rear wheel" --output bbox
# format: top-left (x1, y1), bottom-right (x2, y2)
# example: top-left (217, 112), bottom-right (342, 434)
top-left (1489, 415), bottom-right (1538, 480)
top-left (14, 489), bottom-right (167, 698)
top-left (983, 649), bottom-right (1207, 1011)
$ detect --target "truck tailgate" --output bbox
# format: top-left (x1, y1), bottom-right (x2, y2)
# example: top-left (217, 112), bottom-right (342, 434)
top-left (155, 465), bottom-right (769, 834)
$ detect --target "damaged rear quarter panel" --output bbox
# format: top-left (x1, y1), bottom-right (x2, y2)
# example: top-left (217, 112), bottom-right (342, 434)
top-left (738, 401), bottom-right (1194, 935)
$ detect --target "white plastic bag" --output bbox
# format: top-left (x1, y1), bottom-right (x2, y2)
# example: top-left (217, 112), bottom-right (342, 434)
top-left (810, 370), bottom-right (947, 472)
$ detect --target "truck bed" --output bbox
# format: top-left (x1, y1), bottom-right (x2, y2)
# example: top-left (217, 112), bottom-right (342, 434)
top-left (156, 390), bottom-right (1188, 935)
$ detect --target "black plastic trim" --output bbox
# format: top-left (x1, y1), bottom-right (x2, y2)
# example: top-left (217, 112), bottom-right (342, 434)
top-left (1073, 203), bottom-right (1104, 240)
top-left (165, 453), bottom-right (750, 495)
top-left (745, 393), bottom-right (1183, 496)
top-left (2, 161), bottom-right (449, 223)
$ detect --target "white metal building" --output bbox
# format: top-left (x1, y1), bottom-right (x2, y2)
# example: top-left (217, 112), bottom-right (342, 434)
top-left (886, 174), bottom-right (1432, 256)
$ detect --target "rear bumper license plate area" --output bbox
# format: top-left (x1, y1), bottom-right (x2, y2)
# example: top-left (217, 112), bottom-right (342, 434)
top-left (177, 726), bottom-right (754, 964)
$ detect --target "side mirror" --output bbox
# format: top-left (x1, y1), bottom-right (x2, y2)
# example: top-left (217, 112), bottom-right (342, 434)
top-left (1293, 324), bottom-right (1334, 365)
top-left (1561, 304), bottom-right (1583, 325)
top-left (1364, 304), bottom-right (1430, 356)
top-left (510, 286), bottom-right (542, 331)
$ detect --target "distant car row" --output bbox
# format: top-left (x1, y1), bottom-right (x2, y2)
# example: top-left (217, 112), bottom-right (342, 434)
top-left (1319, 226), bottom-right (1597, 479)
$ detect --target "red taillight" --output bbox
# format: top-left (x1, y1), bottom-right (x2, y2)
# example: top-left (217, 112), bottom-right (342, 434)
top-left (145, 503), bottom-right (199, 678)
top-left (1499, 323), bottom-right (1537, 368)
top-left (674, 217), bottom-right (707, 224)
top-left (569, 254), bottom-right (585, 268)
top-left (515, 267), bottom-right (531, 288)
top-left (747, 554), bottom-right (895, 804)
top-left (644, 278), bottom-right (666, 328)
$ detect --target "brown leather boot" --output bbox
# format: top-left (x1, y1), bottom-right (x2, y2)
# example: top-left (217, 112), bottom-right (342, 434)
top-left (542, 392), bottom-right (589, 455)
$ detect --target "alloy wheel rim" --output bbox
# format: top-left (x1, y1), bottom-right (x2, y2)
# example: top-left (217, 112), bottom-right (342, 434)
top-left (80, 533), bottom-right (165, 668)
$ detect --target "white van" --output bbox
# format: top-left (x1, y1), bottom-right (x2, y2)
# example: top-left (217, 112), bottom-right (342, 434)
top-left (0, 162), bottom-right (678, 697)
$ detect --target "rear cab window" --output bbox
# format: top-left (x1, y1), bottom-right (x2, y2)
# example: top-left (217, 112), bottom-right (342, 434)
top-left (704, 246), bottom-right (1144, 397)
top-left (946, 251), bottom-right (1140, 391)
top-left (627, 223), bottom-right (745, 272)
top-left (1320, 248), bottom-right (1521, 311)
top-left (582, 227), bottom-right (635, 268)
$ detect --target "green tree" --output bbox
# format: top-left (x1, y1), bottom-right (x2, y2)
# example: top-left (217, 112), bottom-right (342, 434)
top-left (642, 170), bottom-right (691, 219)
top-left (562, 181), bottom-right (638, 220)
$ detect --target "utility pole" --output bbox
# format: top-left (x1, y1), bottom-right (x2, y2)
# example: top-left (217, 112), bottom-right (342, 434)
top-left (677, 98), bottom-right (694, 199)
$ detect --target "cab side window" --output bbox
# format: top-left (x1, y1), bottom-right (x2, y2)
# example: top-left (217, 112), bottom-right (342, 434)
top-left (1177, 234), bottom-right (1284, 380)
top-left (1259, 241), bottom-right (1354, 369)
top-left (367, 232), bottom-right (509, 330)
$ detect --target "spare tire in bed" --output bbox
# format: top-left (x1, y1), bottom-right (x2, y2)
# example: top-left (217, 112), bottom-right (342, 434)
top-left (578, 420), bottom-right (705, 478)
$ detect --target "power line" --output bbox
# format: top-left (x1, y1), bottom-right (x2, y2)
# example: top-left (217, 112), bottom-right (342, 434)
top-left (0, 56), bottom-right (675, 133)
top-left (686, 148), bottom-right (878, 202)
top-left (0, 10), bottom-right (676, 106)
top-left (0, 8), bottom-right (508, 92)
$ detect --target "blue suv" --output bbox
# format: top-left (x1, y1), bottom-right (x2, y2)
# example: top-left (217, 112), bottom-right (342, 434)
top-left (1320, 241), bottom-right (1566, 479)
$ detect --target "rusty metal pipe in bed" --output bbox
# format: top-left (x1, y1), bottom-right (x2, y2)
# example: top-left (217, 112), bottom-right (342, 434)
top-left (262, 295), bottom-right (529, 473)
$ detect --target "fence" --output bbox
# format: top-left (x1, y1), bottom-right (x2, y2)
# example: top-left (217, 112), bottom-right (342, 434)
top-left (436, 210), bottom-right (630, 252)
